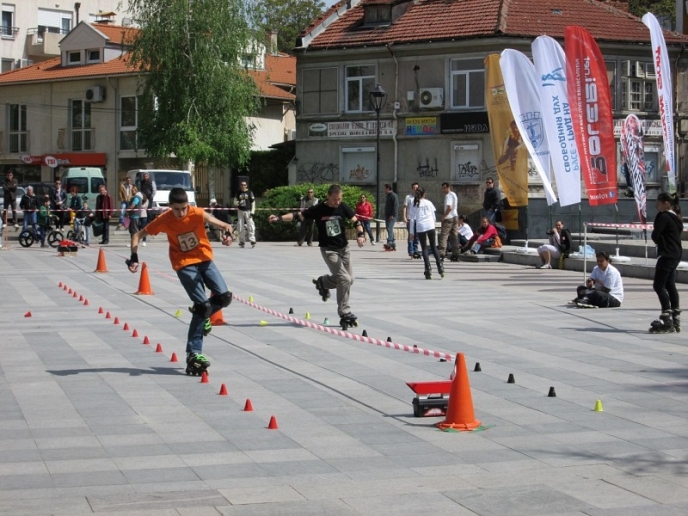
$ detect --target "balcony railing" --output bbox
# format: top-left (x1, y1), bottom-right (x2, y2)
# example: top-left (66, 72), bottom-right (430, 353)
top-left (1, 26), bottom-right (19, 38)
top-left (71, 128), bottom-right (95, 151)
top-left (9, 131), bottom-right (29, 153)
top-left (27, 26), bottom-right (69, 43)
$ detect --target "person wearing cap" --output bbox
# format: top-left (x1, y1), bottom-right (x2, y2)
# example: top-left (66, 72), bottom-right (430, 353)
top-left (207, 198), bottom-right (228, 241)
top-left (234, 181), bottom-right (256, 248)
top-left (297, 188), bottom-right (318, 246)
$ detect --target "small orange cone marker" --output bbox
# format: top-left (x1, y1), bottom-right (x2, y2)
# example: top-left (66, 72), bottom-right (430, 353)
top-left (72, 291), bottom-right (78, 298)
top-left (79, 295), bottom-right (84, 302)
top-left (83, 299), bottom-right (89, 306)
top-left (136, 262), bottom-right (154, 295)
top-left (98, 307), bottom-right (104, 314)
top-left (63, 285), bottom-right (68, 291)
top-left (123, 322), bottom-right (129, 331)
top-left (155, 343), bottom-right (163, 352)
top-left (94, 249), bottom-right (108, 272)
top-left (58, 282), bottom-right (63, 288)
top-left (143, 336), bottom-right (150, 344)
top-left (105, 311), bottom-right (111, 319)
top-left (24, 311), bottom-right (32, 317)
top-left (113, 317), bottom-right (120, 325)
top-left (436, 353), bottom-right (481, 432)
top-left (218, 384), bottom-right (228, 396)
top-left (244, 399), bottom-right (254, 412)
top-left (132, 329), bottom-right (139, 338)
top-left (200, 372), bottom-right (209, 383)
top-left (210, 309), bottom-right (226, 326)
top-left (170, 352), bottom-right (178, 362)
top-left (267, 416), bottom-right (278, 430)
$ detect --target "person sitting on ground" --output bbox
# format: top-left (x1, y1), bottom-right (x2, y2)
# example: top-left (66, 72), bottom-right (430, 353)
top-left (462, 217), bottom-right (498, 254)
top-left (537, 220), bottom-right (572, 269)
top-left (571, 251), bottom-right (624, 308)
top-left (458, 214), bottom-right (474, 249)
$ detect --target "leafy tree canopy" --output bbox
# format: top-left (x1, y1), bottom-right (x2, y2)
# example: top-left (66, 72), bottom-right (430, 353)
top-left (254, 0), bottom-right (325, 53)
top-left (628, 0), bottom-right (675, 24)
top-left (127, 0), bottom-right (262, 168)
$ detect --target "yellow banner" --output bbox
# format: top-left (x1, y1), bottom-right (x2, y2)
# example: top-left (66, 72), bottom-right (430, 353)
top-left (484, 54), bottom-right (528, 207)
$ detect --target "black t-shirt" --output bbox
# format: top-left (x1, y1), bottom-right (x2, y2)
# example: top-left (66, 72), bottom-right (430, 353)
top-left (302, 201), bottom-right (355, 249)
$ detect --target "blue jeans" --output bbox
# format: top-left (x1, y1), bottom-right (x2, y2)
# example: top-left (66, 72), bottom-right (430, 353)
top-left (361, 220), bottom-right (374, 242)
top-left (120, 201), bottom-right (128, 224)
top-left (23, 211), bottom-right (37, 231)
top-left (176, 261), bottom-right (229, 354)
top-left (406, 221), bottom-right (418, 254)
top-left (486, 209), bottom-right (496, 224)
top-left (386, 217), bottom-right (396, 245)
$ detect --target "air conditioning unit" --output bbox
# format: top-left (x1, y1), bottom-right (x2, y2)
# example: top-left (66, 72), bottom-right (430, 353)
top-left (86, 86), bottom-right (105, 102)
top-left (634, 61), bottom-right (645, 78)
top-left (419, 88), bottom-right (443, 109)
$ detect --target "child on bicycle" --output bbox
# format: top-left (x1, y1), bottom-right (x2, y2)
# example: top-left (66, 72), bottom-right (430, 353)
top-left (37, 196), bottom-right (52, 247)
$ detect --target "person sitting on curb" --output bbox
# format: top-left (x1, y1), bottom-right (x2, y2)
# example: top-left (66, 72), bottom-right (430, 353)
top-left (537, 220), bottom-right (572, 269)
top-left (571, 251), bottom-right (624, 308)
top-left (458, 214), bottom-right (474, 249)
top-left (462, 217), bottom-right (498, 254)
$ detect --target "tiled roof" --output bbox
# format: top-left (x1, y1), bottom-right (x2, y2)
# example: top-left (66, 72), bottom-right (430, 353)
top-left (0, 55), bottom-right (136, 84)
top-left (91, 23), bottom-right (138, 45)
top-left (250, 53), bottom-right (296, 100)
top-left (305, 0), bottom-right (688, 50)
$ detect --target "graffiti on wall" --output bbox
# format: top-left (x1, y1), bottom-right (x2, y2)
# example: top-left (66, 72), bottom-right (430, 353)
top-left (417, 158), bottom-right (439, 178)
top-left (456, 161), bottom-right (479, 180)
top-left (348, 164), bottom-right (371, 181)
top-left (297, 162), bottom-right (339, 183)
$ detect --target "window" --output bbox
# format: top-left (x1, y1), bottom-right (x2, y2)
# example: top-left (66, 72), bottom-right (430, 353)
top-left (606, 61), bottom-right (616, 111)
top-left (1, 58), bottom-right (12, 73)
top-left (240, 54), bottom-right (256, 69)
top-left (71, 100), bottom-right (92, 151)
top-left (37, 8), bottom-right (71, 39)
top-left (363, 5), bottom-right (391, 25)
top-left (120, 96), bottom-right (139, 150)
top-left (87, 49), bottom-right (100, 63)
top-left (302, 68), bottom-right (338, 115)
top-left (346, 65), bottom-right (375, 113)
top-left (8, 103), bottom-right (27, 153)
top-left (68, 51), bottom-right (81, 64)
top-left (451, 59), bottom-right (485, 109)
top-left (1, 4), bottom-right (16, 38)
top-left (620, 60), bottom-right (656, 112)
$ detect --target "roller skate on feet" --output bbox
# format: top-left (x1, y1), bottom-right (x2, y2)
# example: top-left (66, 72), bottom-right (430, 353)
top-left (339, 313), bottom-right (358, 330)
top-left (383, 243), bottom-right (396, 252)
top-left (438, 265), bottom-right (445, 278)
top-left (649, 311), bottom-right (676, 334)
top-left (203, 318), bottom-right (212, 336)
top-left (424, 268), bottom-right (432, 280)
top-left (313, 277), bottom-right (330, 302)
top-left (186, 353), bottom-right (210, 376)
top-left (412, 251), bottom-right (421, 259)
top-left (673, 309), bottom-right (681, 333)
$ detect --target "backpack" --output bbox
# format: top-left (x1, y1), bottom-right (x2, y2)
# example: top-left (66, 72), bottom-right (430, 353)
top-left (495, 224), bottom-right (507, 241)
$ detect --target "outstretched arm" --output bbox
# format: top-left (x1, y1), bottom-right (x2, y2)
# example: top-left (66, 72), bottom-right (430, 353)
top-left (203, 210), bottom-right (234, 246)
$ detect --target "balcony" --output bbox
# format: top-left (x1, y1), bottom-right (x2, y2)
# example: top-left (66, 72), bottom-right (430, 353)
top-left (1, 25), bottom-right (19, 39)
top-left (26, 27), bottom-right (66, 59)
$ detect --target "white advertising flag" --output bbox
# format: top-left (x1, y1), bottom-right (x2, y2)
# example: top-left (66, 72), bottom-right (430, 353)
top-left (532, 36), bottom-right (581, 207)
top-left (500, 49), bottom-right (557, 204)
top-left (642, 12), bottom-right (676, 192)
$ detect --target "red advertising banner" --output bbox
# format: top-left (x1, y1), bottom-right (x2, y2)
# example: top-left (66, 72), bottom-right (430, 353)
top-left (41, 153), bottom-right (107, 168)
top-left (564, 26), bottom-right (617, 206)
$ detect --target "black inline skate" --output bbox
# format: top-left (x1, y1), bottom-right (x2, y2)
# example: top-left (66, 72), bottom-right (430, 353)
top-left (313, 277), bottom-right (330, 302)
top-left (438, 265), bottom-right (445, 278)
top-left (203, 318), bottom-right (212, 336)
top-left (673, 309), bottom-right (681, 333)
top-left (340, 313), bottom-right (358, 331)
top-left (424, 268), bottom-right (432, 280)
top-left (382, 243), bottom-right (396, 252)
top-left (186, 353), bottom-right (210, 376)
top-left (412, 251), bottom-right (422, 259)
top-left (649, 311), bottom-right (676, 334)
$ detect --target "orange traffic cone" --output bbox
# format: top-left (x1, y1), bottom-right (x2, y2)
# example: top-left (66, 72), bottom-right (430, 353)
top-left (58, 282), bottom-right (63, 288)
top-left (79, 295), bottom-right (84, 302)
top-left (132, 329), bottom-right (139, 338)
top-left (83, 299), bottom-right (89, 306)
top-left (243, 399), bottom-right (254, 412)
top-left (123, 322), bottom-right (129, 331)
top-left (113, 317), bottom-right (120, 325)
top-left (143, 336), bottom-right (150, 344)
top-left (170, 352), bottom-right (178, 362)
top-left (267, 416), bottom-right (279, 430)
top-left (98, 307), bottom-right (104, 314)
top-left (208, 292), bottom-right (226, 326)
top-left (436, 353), bottom-right (481, 432)
top-left (136, 262), bottom-right (154, 295)
top-left (24, 311), bottom-right (32, 317)
top-left (94, 249), bottom-right (108, 273)
top-left (200, 372), bottom-right (209, 383)
top-left (155, 343), bottom-right (163, 352)
top-left (218, 384), bottom-right (228, 396)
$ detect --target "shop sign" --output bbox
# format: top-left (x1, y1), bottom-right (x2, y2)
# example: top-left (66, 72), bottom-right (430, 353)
top-left (405, 117), bottom-right (439, 136)
top-left (42, 153), bottom-right (107, 168)
top-left (440, 112), bottom-right (489, 134)
top-left (327, 120), bottom-right (396, 138)
top-left (20, 155), bottom-right (42, 165)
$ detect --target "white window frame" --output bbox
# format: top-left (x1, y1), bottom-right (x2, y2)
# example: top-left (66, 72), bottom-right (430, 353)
top-left (120, 95), bottom-right (139, 151)
top-left (8, 103), bottom-right (27, 153)
top-left (86, 49), bottom-right (101, 63)
top-left (1, 3), bottom-right (15, 39)
top-left (340, 146), bottom-right (376, 184)
top-left (451, 141), bottom-right (482, 183)
top-left (621, 78), bottom-right (656, 112)
top-left (68, 51), bottom-right (82, 65)
top-left (71, 99), bottom-right (93, 151)
top-left (450, 59), bottom-right (485, 110)
top-left (345, 65), bottom-right (376, 113)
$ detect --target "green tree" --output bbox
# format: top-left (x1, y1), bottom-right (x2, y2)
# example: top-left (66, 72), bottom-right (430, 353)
top-left (628, 0), bottom-right (675, 24)
top-left (254, 0), bottom-right (325, 53)
top-left (126, 0), bottom-right (262, 168)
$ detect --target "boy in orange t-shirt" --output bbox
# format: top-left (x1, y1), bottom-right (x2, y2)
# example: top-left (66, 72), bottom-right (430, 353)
top-left (127, 188), bottom-right (234, 375)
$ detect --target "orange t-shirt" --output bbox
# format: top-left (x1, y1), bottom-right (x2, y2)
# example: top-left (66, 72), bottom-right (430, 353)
top-left (144, 206), bottom-right (214, 271)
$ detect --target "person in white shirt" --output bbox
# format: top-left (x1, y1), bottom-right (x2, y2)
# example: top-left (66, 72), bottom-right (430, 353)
top-left (458, 214), bottom-right (474, 248)
top-left (572, 251), bottom-right (624, 308)
top-left (402, 182), bottom-right (420, 258)
top-left (438, 182), bottom-right (460, 261)
top-left (408, 187), bottom-right (444, 279)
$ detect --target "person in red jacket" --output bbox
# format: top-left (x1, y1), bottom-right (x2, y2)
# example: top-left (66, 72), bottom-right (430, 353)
top-left (354, 193), bottom-right (375, 245)
top-left (462, 217), bottom-right (498, 254)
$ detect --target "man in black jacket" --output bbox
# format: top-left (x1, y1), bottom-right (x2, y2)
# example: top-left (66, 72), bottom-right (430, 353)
top-left (3, 169), bottom-right (18, 228)
top-left (383, 184), bottom-right (399, 250)
top-left (482, 177), bottom-right (500, 224)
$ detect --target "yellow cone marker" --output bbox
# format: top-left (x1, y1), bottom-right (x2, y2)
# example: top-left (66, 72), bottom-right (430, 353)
top-left (260, 320), bottom-right (268, 326)
top-left (593, 400), bottom-right (604, 412)
top-left (249, 296), bottom-right (254, 302)
top-left (175, 309), bottom-right (183, 317)
top-left (305, 312), bottom-right (311, 319)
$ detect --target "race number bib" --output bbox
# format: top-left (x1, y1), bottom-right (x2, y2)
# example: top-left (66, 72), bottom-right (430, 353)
top-left (325, 218), bottom-right (341, 237)
top-left (177, 231), bottom-right (199, 252)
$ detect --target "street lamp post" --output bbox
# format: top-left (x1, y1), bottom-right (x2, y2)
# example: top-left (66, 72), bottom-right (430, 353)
top-left (370, 84), bottom-right (386, 241)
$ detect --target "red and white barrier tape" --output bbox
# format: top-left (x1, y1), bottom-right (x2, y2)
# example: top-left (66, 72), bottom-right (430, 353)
top-left (584, 222), bottom-right (653, 229)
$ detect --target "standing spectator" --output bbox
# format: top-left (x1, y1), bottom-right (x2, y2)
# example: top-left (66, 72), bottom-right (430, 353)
top-left (463, 217), bottom-right (498, 254)
top-left (483, 177), bottom-right (500, 224)
top-left (402, 182), bottom-right (420, 258)
top-left (95, 184), bottom-right (114, 245)
top-left (438, 182), bottom-right (460, 261)
top-left (37, 196), bottom-right (52, 247)
top-left (536, 220), bottom-right (572, 269)
top-left (297, 189), bottom-right (318, 246)
top-left (572, 251), bottom-right (624, 308)
top-left (383, 184), bottom-right (399, 251)
top-left (77, 200), bottom-right (93, 246)
top-left (139, 172), bottom-right (157, 221)
top-left (649, 192), bottom-right (683, 333)
top-left (268, 184), bottom-right (366, 328)
top-left (458, 214), bottom-right (474, 248)
top-left (355, 193), bottom-right (375, 245)
top-left (408, 186), bottom-right (444, 279)
top-left (49, 179), bottom-right (68, 230)
top-left (3, 169), bottom-right (18, 228)
top-left (234, 180), bottom-right (256, 248)
top-left (206, 198), bottom-right (227, 242)
top-left (117, 176), bottom-right (137, 229)
top-left (20, 185), bottom-right (38, 233)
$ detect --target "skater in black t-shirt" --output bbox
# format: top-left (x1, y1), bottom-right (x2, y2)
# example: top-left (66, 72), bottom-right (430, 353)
top-left (269, 184), bottom-right (365, 329)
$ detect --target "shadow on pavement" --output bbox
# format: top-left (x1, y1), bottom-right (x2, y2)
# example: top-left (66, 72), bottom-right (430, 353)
top-left (46, 367), bottom-right (184, 376)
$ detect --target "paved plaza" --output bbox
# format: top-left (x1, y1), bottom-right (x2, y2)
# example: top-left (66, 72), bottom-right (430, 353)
top-left (1, 239), bottom-right (688, 515)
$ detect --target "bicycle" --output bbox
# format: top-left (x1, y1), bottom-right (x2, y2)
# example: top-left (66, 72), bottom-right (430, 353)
top-left (66, 217), bottom-right (87, 245)
top-left (18, 222), bottom-right (64, 248)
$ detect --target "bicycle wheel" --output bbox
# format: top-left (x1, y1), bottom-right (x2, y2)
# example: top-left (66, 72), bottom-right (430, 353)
top-left (66, 230), bottom-right (76, 240)
top-left (48, 230), bottom-right (64, 248)
top-left (18, 230), bottom-right (34, 248)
